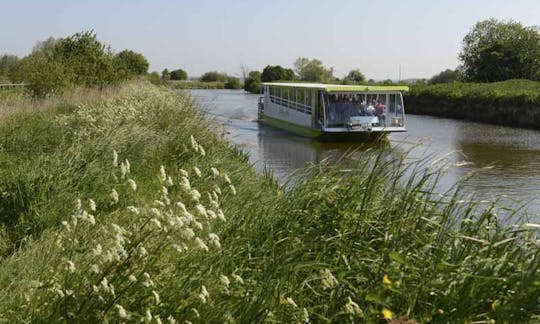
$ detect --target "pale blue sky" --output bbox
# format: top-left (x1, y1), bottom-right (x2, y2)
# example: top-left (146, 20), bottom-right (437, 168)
top-left (1, 0), bottom-right (539, 80)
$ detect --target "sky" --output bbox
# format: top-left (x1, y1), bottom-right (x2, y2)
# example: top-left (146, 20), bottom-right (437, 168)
top-left (1, 0), bottom-right (539, 80)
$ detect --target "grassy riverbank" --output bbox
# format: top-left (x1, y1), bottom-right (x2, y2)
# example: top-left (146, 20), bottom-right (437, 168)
top-left (405, 80), bottom-right (540, 128)
top-left (0, 82), bottom-right (539, 322)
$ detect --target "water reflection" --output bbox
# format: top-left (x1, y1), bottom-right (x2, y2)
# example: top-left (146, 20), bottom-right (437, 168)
top-left (190, 89), bottom-right (540, 216)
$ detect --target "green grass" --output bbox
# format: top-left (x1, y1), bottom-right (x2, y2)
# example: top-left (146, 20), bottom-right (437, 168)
top-left (0, 82), bottom-right (538, 322)
top-left (166, 80), bottom-right (226, 90)
top-left (408, 79), bottom-right (540, 104)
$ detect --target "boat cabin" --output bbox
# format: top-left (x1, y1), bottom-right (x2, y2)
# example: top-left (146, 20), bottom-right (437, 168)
top-left (258, 82), bottom-right (408, 139)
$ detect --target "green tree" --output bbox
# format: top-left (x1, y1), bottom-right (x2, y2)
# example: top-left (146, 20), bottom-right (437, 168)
top-left (200, 71), bottom-right (228, 82)
top-left (244, 71), bottom-right (261, 93)
top-left (13, 53), bottom-right (70, 97)
top-left (114, 50), bottom-right (149, 76)
top-left (0, 54), bottom-right (19, 82)
top-left (147, 71), bottom-right (161, 85)
top-left (224, 76), bottom-right (242, 89)
top-left (429, 69), bottom-right (462, 84)
top-left (459, 19), bottom-right (540, 82)
top-left (161, 69), bottom-right (171, 80)
top-left (343, 69), bottom-right (366, 84)
top-left (52, 30), bottom-right (118, 87)
top-left (170, 69), bottom-right (188, 80)
top-left (293, 57), bottom-right (334, 82)
top-left (261, 65), bottom-right (295, 82)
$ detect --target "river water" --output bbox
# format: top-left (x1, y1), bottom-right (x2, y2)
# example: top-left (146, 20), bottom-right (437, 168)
top-left (190, 89), bottom-right (540, 217)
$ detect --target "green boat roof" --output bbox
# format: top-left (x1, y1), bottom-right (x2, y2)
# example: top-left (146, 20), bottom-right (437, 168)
top-left (262, 82), bottom-right (409, 92)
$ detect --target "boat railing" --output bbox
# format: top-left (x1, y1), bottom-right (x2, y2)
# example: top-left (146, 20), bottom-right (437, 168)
top-left (269, 95), bottom-right (312, 115)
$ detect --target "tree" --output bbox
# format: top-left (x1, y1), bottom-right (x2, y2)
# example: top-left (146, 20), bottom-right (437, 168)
top-left (170, 69), bottom-right (188, 80)
top-left (429, 69), bottom-right (462, 84)
top-left (261, 65), bottom-right (295, 82)
top-left (293, 57), bottom-right (333, 82)
top-left (244, 71), bottom-right (261, 93)
top-left (200, 71), bottom-right (228, 82)
top-left (459, 19), bottom-right (540, 82)
top-left (343, 69), bottom-right (366, 84)
top-left (114, 50), bottom-right (149, 75)
top-left (224, 76), bottom-right (242, 89)
top-left (0, 54), bottom-right (19, 82)
top-left (161, 69), bottom-right (171, 80)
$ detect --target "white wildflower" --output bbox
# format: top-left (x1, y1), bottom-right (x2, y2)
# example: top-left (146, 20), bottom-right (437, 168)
top-left (195, 204), bottom-right (207, 218)
top-left (211, 167), bottom-right (220, 177)
top-left (166, 175), bottom-right (174, 187)
top-left (56, 289), bottom-right (65, 298)
top-left (151, 218), bottom-right (162, 230)
top-left (113, 150), bottom-right (118, 166)
top-left (159, 165), bottom-right (167, 183)
top-left (281, 296), bottom-right (298, 308)
top-left (190, 135), bottom-right (199, 152)
top-left (89, 199), bottom-right (97, 212)
top-left (207, 210), bottom-right (217, 219)
top-left (152, 290), bottom-right (161, 305)
top-left (175, 201), bottom-right (187, 213)
top-left (198, 285), bottom-right (209, 303)
top-left (223, 173), bottom-right (231, 184)
top-left (195, 237), bottom-right (209, 252)
top-left (61, 220), bottom-right (71, 231)
top-left (100, 277), bottom-right (110, 293)
top-left (213, 185), bottom-right (222, 195)
top-left (217, 209), bottom-right (226, 222)
top-left (139, 246), bottom-right (148, 257)
top-left (344, 297), bottom-right (363, 317)
top-left (142, 272), bottom-right (155, 288)
top-left (128, 178), bottom-right (137, 192)
top-left (231, 273), bottom-right (244, 284)
top-left (193, 166), bottom-right (202, 177)
top-left (129, 274), bottom-right (137, 282)
top-left (208, 233), bottom-right (221, 249)
top-left (190, 189), bottom-right (201, 202)
top-left (110, 189), bottom-right (119, 204)
top-left (302, 308), bottom-right (310, 323)
top-left (145, 309), bottom-right (153, 322)
top-left (321, 269), bottom-right (338, 290)
top-left (127, 206), bottom-right (139, 214)
top-left (76, 198), bottom-right (82, 210)
top-left (167, 315), bottom-right (177, 324)
top-left (181, 227), bottom-right (195, 239)
top-left (154, 200), bottom-right (166, 207)
top-left (193, 221), bottom-right (203, 231)
top-left (220, 275), bottom-right (230, 288)
top-left (93, 244), bottom-right (102, 256)
top-left (229, 185), bottom-right (236, 195)
top-left (125, 159), bottom-right (131, 174)
top-left (66, 260), bottom-right (76, 273)
top-left (198, 145), bottom-right (206, 157)
top-left (180, 177), bottom-right (191, 192)
top-left (90, 264), bottom-right (100, 274)
top-left (179, 169), bottom-right (189, 178)
top-left (191, 308), bottom-right (200, 318)
top-left (120, 162), bottom-right (128, 179)
top-left (116, 304), bottom-right (128, 318)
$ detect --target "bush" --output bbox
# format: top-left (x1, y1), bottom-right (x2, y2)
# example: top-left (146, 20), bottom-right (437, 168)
top-left (224, 76), bottom-right (242, 89)
top-left (261, 65), bottom-right (295, 82)
top-left (170, 69), bottom-right (188, 81)
top-left (429, 69), bottom-right (462, 84)
top-left (114, 50), bottom-right (149, 76)
top-left (244, 71), bottom-right (261, 93)
top-left (200, 71), bottom-right (228, 83)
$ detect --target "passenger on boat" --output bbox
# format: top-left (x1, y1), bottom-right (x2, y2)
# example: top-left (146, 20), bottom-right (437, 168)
top-left (375, 100), bottom-right (386, 126)
top-left (366, 101), bottom-right (375, 116)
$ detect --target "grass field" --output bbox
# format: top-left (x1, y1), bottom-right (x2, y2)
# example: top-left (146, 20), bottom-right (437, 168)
top-left (0, 82), bottom-right (538, 322)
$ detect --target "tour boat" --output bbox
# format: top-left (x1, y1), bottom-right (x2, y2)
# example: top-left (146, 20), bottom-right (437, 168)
top-left (258, 82), bottom-right (408, 140)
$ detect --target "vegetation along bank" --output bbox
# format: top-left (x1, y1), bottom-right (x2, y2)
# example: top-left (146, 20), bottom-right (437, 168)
top-left (0, 82), bottom-right (539, 322)
top-left (404, 80), bottom-right (540, 129)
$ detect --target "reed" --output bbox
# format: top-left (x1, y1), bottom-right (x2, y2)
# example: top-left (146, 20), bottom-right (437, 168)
top-left (0, 82), bottom-right (538, 322)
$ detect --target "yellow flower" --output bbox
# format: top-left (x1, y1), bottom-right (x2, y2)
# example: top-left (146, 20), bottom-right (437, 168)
top-left (381, 308), bottom-right (394, 320)
top-left (382, 275), bottom-right (392, 285)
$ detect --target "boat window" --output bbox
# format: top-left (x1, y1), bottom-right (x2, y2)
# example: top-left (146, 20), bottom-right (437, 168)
top-left (324, 93), bottom-right (366, 127)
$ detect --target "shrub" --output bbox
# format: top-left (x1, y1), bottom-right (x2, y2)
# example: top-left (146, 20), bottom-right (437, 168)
top-left (170, 69), bottom-right (188, 81)
top-left (114, 50), bottom-right (149, 76)
top-left (224, 76), bottom-right (242, 89)
top-left (261, 65), bottom-right (295, 82)
top-left (200, 71), bottom-right (228, 83)
top-left (244, 71), bottom-right (261, 93)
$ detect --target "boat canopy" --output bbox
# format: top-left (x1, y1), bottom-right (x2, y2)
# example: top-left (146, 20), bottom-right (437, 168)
top-left (261, 82), bottom-right (409, 92)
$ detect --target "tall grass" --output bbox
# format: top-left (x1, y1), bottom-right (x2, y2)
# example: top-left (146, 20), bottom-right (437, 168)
top-left (0, 82), bottom-right (538, 322)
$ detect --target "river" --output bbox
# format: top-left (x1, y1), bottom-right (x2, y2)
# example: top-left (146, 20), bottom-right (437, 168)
top-left (190, 89), bottom-right (540, 217)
